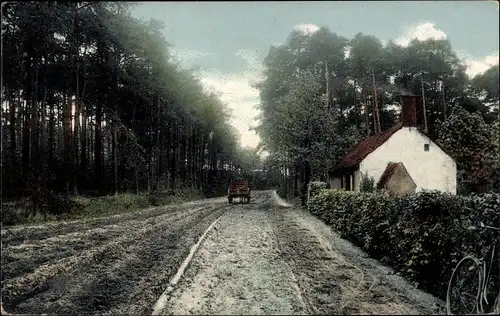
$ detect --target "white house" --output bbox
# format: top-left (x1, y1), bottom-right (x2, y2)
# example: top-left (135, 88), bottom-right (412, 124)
top-left (328, 94), bottom-right (457, 195)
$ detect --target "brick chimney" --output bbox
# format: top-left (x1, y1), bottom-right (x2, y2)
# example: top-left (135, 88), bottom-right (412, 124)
top-left (401, 94), bottom-right (420, 127)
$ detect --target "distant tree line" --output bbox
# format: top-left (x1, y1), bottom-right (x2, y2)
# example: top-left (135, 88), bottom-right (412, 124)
top-left (1, 2), bottom-right (262, 200)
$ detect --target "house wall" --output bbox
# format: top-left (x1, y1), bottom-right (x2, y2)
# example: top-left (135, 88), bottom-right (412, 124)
top-left (353, 170), bottom-right (361, 191)
top-left (329, 176), bottom-right (341, 189)
top-left (384, 166), bottom-right (417, 195)
top-left (359, 127), bottom-right (457, 194)
top-left (329, 170), bottom-right (361, 191)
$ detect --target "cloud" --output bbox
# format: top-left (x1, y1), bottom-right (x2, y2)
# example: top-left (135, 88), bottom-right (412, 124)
top-left (458, 51), bottom-right (500, 78)
top-left (344, 46), bottom-right (351, 59)
top-left (169, 47), bottom-right (262, 148)
top-left (195, 49), bottom-right (264, 148)
top-left (294, 23), bottom-right (320, 35)
top-left (394, 21), bottom-right (498, 78)
top-left (169, 47), bottom-right (210, 69)
top-left (235, 49), bottom-right (263, 73)
top-left (395, 21), bottom-right (447, 47)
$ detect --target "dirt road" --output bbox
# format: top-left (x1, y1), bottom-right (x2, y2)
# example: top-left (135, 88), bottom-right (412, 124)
top-left (1, 191), bottom-right (444, 315)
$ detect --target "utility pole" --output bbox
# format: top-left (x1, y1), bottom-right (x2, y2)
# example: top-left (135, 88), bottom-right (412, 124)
top-left (371, 70), bottom-right (381, 133)
top-left (421, 80), bottom-right (428, 133)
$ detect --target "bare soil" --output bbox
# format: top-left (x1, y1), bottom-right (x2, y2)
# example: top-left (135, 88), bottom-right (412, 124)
top-left (1, 197), bottom-right (231, 315)
top-left (2, 191), bottom-right (444, 315)
top-left (159, 193), bottom-right (445, 315)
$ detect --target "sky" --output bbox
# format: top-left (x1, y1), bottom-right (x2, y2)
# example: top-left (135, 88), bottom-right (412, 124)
top-left (131, 1), bottom-right (500, 149)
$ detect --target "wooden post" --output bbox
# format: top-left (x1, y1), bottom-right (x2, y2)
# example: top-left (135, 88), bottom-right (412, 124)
top-left (372, 70), bottom-right (381, 133)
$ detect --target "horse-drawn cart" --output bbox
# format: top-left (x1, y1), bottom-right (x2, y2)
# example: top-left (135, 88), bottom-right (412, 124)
top-left (227, 180), bottom-right (251, 204)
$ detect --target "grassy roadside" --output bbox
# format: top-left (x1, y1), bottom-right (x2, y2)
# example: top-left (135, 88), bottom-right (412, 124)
top-left (1, 189), bottom-right (206, 227)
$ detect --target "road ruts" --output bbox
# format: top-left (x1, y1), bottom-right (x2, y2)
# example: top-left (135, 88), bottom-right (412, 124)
top-left (1, 198), bottom-right (229, 315)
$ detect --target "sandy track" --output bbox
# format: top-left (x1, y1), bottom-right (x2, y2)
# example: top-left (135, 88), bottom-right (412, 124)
top-left (268, 207), bottom-right (445, 315)
top-left (1, 196), bottom-right (235, 315)
top-left (160, 192), bottom-right (445, 315)
top-left (160, 206), bottom-right (308, 315)
top-left (2, 191), bottom-right (444, 315)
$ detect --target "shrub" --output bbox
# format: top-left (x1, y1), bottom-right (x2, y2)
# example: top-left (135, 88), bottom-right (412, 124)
top-left (307, 181), bottom-right (329, 204)
top-left (27, 186), bottom-right (84, 217)
top-left (360, 172), bottom-right (376, 192)
top-left (2, 188), bottom-right (206, 226)
top-left (1, 204), bottom-right (25, 226)
top-left (308, 189), bottom-right (500, 301)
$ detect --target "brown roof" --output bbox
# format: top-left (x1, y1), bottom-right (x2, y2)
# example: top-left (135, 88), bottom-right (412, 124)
top-left (330, 124), bottom-right (403, 174)
top-left (377, 162), bottom-right (400, 189)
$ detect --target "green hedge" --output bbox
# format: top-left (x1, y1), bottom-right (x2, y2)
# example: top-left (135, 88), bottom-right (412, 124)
top-left (307, 181), bottom-right (329, 202)
top-left (308, 189), bottom-right (500, 300)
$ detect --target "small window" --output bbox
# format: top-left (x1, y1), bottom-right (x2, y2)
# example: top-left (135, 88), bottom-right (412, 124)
top-left (424, 144), bottom-right (430, 151)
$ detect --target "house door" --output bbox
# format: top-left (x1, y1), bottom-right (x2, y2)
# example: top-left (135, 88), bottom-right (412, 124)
top-left (344, 174), bottom-right (351, 191)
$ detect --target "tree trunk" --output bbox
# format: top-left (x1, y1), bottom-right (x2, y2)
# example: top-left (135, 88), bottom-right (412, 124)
top-left (112, 122), bottom-right (117, 194)
top-left (147, 119), bottom-right (152, 193)
top-left (353, 79), bottom-right (357, 110)
top-left (9, 91), bottom-right (17, 171)
top-left (199, 135), bottom-right (205, 190)
top-left (80, 48), bottom-right (88, 193)
top-left (22, 53), bottom-right (31, 185)
top-left (95, 102), bottom-right (103, 193)
top-left (63, 94), bottom-right (72, 195)
top-left (73, 65), bottom-right (80, 195)
top-left (190, 127), bottom-right (196, 189)
top-left (187, 124), bottom-right (193, 188)
top-left (363, 92), bottom-right (370, 137)
top-left (38, 84), bottom-right (48, 178)
top-left (66, 3), bottom-right (76, 195)
top-left (325, 60), bottom-right (329, 109)
top-left (30, 64), bottom-right (39, 182)
top-left (164, 121), bottom-right (170, 190)
top-left (301, 159), bottom-right (311, 206)
top-left (89, 116), bottom-right (94, 167)
top-left (172, 123), bottom-right (179, 191)
top-left (181, 123), bottom-right (187, 184)
top-left (441, 81), bottom-right (447, 121)
top-left (293, 164), bottom-right (300, 196)
top-left (371, 70), bottom-right (381, 133)
top-left (156, 95), bottom-right (161, 191)
top-left (80, 104), bottom-right (87, 190)
top-left (48, 97), bottom-right (55, 169)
